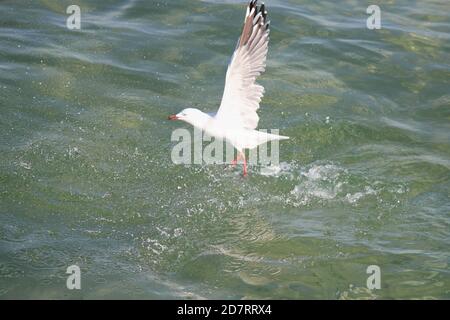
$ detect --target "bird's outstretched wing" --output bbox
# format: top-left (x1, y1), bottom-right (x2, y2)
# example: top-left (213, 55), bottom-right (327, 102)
top-left (214, 0), bottom-right (270, 130)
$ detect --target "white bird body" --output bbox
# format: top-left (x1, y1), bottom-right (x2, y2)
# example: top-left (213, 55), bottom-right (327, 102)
top-left (168, 0), bottom-right (289, 175)
top-left (177, 109), bottom-right (288, 152)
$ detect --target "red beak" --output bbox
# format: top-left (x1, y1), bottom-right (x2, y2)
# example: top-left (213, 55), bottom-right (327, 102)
top-left (168, 114), bottom-right (178, 120)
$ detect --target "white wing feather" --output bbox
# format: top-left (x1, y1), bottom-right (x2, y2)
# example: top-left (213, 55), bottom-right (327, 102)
top-left (215, 0), bottom-right (270, 130)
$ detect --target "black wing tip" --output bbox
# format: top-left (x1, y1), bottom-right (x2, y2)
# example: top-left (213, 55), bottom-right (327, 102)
top-left (260, 4), bottom-right (266, 18)
top-left (249, 0), bottom-right (258, 12)
top-left (240, 0), bottom-right (269, 47)
top-left (248, 0), bottom-right (268, 18)
top-left (249, 1), bottom-right (268, 23)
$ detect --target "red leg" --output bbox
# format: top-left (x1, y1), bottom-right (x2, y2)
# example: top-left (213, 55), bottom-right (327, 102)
top-left (231, 153), bottom-right (242, 167)
top-left (242, 152), bottom-right (247, 177)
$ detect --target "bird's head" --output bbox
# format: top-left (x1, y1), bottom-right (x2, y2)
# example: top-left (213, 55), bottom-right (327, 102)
top-left (168, 108), bottom-right (209, 127)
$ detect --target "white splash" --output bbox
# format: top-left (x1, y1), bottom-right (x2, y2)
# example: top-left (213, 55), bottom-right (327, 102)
top-left (259, 162), bottom-right (292, 176)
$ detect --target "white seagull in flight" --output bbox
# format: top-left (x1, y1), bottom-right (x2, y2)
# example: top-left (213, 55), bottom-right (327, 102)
top-left (169, 0), bottom-right (289, 176)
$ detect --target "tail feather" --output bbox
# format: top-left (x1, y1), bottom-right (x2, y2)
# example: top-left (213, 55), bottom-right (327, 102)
top-left (240, 130), bottom-right (289, 150)
top-left (266, 132), bottom-right (289, 141)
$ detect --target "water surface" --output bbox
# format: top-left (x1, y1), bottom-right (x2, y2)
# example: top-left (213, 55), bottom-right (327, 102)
top-left (0, 0), bottom-right (449, 299)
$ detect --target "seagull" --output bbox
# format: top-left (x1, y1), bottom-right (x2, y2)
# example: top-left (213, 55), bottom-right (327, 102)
top-left (168, 0), bottom-right (289, 176)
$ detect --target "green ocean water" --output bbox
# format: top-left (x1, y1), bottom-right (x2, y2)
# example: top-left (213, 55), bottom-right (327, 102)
top-left (0, 0), bottom-right (449, 299)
